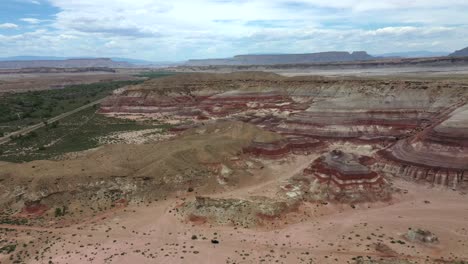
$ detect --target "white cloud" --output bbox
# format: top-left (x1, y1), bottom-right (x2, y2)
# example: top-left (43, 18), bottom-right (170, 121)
top-left (45, 0), bottom-right (468, 37)
top-left (2, 0), bottom-right (468, 60)
top-left (15, 0), bottom-right (41, 4)
top-left (0, 23), bottom-right (19, 29)
top-left (20, 18), bottom-right (43, 24)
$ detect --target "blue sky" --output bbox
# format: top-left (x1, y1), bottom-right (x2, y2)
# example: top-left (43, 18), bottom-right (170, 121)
top-left (1, 0), bottom-right (468, 61)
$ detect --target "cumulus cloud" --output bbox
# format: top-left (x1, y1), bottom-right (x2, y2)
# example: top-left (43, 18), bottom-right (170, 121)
top-left (20, 18), bottom-right (43, 24)
top-left (0, 23), bottom-right (19, 29)
top-left (278, 0), bottom-right (468, 12)
top-left (2, 0), bottom-right (468, 60)
top-left (16, 0), bottom-right (41, 4)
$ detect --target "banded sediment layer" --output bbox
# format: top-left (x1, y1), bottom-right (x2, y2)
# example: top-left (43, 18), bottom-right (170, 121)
top-left (101, 72), bottom-right (468, 189)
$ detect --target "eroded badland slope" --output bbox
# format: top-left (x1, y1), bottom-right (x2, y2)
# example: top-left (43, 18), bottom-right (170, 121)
top-left (1, 72), bottom-right (468, 264)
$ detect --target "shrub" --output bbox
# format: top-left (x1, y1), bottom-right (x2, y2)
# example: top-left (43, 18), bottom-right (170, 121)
top-left (0, 244), bottom-right (17, 254)
top-left (54, 206), bottom-right (67, 217)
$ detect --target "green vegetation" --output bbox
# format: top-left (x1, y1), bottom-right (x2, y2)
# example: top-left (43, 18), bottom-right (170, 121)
top-left (54, 206), bottom-right (67, 217)
top-left (0, 80), bottom-right (142, 136)
top-left (0, 77), bottom-right (176, 162)
top-left (0, 106), bottom-right (171, 162)
top-left (0, 244), bottom-right (17, 254)
top-left (0, 217), bottom-right (28, 225)
top-left (135, 71), bottom-right (176, 79)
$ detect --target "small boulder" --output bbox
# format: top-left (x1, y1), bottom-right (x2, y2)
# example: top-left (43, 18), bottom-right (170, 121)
top-left (406, 228), bottom-right (438, 244)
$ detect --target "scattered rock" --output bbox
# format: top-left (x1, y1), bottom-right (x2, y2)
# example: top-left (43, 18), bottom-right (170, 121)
top-left (406, 228), bottom-right (439, 244)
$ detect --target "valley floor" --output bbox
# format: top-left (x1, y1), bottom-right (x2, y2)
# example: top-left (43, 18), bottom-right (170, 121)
top-left (2, 154), bottom-right (467, 264)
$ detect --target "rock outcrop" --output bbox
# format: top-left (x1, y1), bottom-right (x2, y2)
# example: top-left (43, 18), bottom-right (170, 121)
top-left (406, 228), bottom-right (439, 244)
top-left (301, 150), bottom-right (392, 203)
top-left (243, 137), bottom-right (324, 158)
top-left (183, 196), bottom-right (292, 228)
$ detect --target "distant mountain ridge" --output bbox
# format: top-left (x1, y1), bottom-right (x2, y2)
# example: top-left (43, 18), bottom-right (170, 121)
top-left (0, 58), bottom-right (133, 69)
top-left (450, 47), bottom-right (468, 57)
top-left (3, 47), bottom-right (467, 69)
top-left (0, 56), bottom-right (157, 65)
top-left (186, 51), bottom-right (374, 66)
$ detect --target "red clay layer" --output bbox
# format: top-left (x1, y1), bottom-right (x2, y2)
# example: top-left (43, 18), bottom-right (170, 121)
top-left (243, 138), bottom-right (324, 158)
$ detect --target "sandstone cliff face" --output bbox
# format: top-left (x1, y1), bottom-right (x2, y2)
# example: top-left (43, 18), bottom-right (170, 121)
top-left (376, 103), bottom-right (468, 189)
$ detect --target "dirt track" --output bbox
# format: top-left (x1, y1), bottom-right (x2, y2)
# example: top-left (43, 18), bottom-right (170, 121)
top-left (0, 98), bottom-right (104, 145)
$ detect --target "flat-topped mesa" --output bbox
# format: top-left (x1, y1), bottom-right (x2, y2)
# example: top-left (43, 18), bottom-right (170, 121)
top-left (243, 137), bottom-right (324, 158)
top-left (305, 150), bottom-right (379, 182)
top-left (377, 103), bottom-right (468, 189)
top-left (186, 51), bottom-right (374, 66)
top-left (303, 150), bottom-right (391, 203)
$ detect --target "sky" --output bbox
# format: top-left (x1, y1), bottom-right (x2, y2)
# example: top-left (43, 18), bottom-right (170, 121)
top-left (1, 0), bottom-right (468, 61)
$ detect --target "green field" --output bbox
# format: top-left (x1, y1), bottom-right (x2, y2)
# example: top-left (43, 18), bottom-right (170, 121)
top-left (0, 80), bottom-right (143, 137)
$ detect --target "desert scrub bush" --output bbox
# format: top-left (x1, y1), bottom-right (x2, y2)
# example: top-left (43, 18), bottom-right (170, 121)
top-left (135, 71), bottom-right (176, 79)
top-left (54, 206), bottom-right (67, 217)
top-left (0, 217), bottom-right (28, 225)
top-left (0, 80), bottom-right (143, 131)
top-left (0, 244), bottom-right (17, 254)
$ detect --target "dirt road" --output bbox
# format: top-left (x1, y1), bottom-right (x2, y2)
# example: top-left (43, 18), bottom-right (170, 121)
top-left (0, 98), bottom-right (105, 145)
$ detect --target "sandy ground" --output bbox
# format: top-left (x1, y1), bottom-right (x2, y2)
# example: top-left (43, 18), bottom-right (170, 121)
top-left (97, 128), bottom-right (175, 144)
top-left (1, 151), bottom-right (467, 264)
top-left (274, 66), bottom-right (468, 77)
top-left (0, 71), bottom-right (138, 94)
top-left (172, 65), bottom-right (468, 78)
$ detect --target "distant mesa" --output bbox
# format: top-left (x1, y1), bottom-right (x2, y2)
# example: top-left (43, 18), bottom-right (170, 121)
top-left (186, 51), bottom-right (374, 66)
top-left (449, 46), bottom-right (468, 57)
